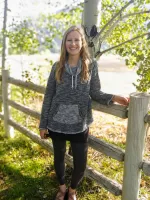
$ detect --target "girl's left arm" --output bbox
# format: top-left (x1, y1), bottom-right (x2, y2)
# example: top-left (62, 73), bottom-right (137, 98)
top-left (112, 95), bottom-right (129, 106)
top-left (89, 61), bottom-right (129, 106)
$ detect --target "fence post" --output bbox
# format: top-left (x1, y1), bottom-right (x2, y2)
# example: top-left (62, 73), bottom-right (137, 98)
top-left (122, 92), bottom-right (150, 200)
top-left (2, 69), bottom-right (10, 137)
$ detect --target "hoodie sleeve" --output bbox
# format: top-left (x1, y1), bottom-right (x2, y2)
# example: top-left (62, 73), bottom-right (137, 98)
top-left (39, 63), bottom-right (57, 129)
top-left (89, 60), bottom-right (114, 106)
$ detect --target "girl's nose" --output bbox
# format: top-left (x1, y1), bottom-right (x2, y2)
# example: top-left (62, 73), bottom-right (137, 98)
top-left (71, 40), bottom-right (76, 45)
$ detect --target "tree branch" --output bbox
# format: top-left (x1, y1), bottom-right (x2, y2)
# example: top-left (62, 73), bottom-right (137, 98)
top-left (123, 10), bottom-right (150, 18)
top-left (93, 0), bottom-right (134, 42)
top-left (95, 32), bottom-right (150, 58)
top-left (100, 10), bottom-right (150, 42)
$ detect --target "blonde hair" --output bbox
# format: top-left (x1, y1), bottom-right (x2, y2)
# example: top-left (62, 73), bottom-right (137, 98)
top-left (55, 25), bottom-right (91, 83)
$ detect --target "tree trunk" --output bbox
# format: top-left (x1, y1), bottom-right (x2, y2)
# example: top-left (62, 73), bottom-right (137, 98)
top-left (82, 0), bottom-right (101, 58)
top-left (1, 0), bottom-right (8, 70)
top-left (0, 0), bottom-right (8, 114)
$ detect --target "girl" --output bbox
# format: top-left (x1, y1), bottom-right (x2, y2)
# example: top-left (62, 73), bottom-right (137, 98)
top-left (39, 25), bottom-right (129, 200)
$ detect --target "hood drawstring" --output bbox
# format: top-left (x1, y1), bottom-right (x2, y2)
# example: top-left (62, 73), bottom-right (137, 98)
top-left (65, 59), bottom-right (82, 90)
top-left (69, 67), bottom-right (77, 89)
top-left (68, 66), bottom-right (74, 89)
top-left (70, 75), bottom-right (78, 89)
top-left (72, 75), bottom-right (74, 89)
top-left (75, 74), bottom-right (77, 89)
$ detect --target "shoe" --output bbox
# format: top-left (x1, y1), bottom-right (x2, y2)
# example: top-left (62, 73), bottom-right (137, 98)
top-left (68, 190), bottom-right (77, 200)
top-left (55, 187), bottom-right (67, 200)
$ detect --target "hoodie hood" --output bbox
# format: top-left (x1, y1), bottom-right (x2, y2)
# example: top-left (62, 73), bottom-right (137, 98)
top-left (65, 58), bottom-right (82, 89)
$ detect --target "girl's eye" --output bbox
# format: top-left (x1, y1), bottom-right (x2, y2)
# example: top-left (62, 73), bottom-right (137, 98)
top-left (67, 39), bottom-right (80, 42)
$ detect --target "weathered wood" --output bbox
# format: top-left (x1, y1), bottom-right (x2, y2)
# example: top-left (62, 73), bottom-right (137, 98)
top-left (7, 77), bottom-right (128, 118)
top-left (65, 154), bottom-right (122, 196)
top-left (92, 100), bottom-right (128, 118)
top-left (6, 99), bottom-right (125, 161)
top-left (1, 108), bottom-right (149, 197)
top-left (5, 98), bottom-right (126, 161)
top-left (122, 92), bottom-right (150, 200)
top-left (7, 118), bottom-right (122, 196)
top-left (4, 98), bottom-right (125, 162)
top-left (2, 70), bottom-right (10, 137)
top-left (8, 99), bottom-right (41, 119)
top-left (85, 165), bottom-right (122, 196)
top-left (140, 161), bottom-right (150, 176)
top-left (1, 72), bottom-right (149, 199)
top-left (8, 118), bottom-right (54, 153)
top-left (8, 77), bottom-right (45, 94)
top-left (88, 135), bottom-right (125, 161)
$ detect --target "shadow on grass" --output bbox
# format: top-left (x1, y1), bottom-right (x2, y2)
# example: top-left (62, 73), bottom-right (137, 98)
top-left (0, 134), bottom-right (97, 200)
top-left (0, 161), bottom-right (96, 200)
top-left (0, 134), bottom-right (58, 200)
top-left (0, 161), bottom-right (60, 200)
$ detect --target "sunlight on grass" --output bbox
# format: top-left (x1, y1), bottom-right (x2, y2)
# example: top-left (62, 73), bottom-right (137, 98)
top-left (0, 107), bottom-right (150, 199)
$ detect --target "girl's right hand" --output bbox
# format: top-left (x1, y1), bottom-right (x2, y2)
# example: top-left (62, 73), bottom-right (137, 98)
top-left (40, 129), bottom-right (48, 139)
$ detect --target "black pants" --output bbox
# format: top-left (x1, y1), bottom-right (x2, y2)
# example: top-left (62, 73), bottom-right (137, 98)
top-left (52, 133), bottom-right (88, 189)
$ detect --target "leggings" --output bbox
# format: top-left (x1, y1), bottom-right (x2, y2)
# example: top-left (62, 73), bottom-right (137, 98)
top-left (52, 139), bottom-right (88, 189)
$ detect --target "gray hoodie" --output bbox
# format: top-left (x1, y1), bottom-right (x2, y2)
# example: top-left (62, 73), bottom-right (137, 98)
top-left (39, 60), bottom-right (114, 134)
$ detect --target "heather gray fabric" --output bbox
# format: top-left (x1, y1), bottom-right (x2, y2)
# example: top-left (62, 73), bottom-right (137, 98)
top-left (39, 60), bottom-right (114, 134)
top-left (65, 58), bottom-right (81, 89)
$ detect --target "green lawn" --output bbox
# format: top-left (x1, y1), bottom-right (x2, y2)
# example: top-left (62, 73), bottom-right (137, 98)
top-left (0, 131), bottom-right (116, 200)
top-left (0, 111), bottom-right (149, 200)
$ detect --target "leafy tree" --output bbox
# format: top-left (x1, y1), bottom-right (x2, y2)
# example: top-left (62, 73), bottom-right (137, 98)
top-left (5, 0), bottom-right (150, 92)
top-left (82, 0), bottom-right (150, 92)
top-left (7, 20), bottom-right (39, 54)
top-left (34, 0), bottom-right (150, 92)
top-left (33, 5), bottom-right (82, 52)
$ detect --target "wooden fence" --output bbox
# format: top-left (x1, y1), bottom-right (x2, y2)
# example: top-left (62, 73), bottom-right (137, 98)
top-left (0, 69), bottom-right (150, 200)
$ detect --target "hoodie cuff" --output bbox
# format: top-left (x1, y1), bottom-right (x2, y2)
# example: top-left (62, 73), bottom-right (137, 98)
top-left (107, 95), bottom-right (114, 106)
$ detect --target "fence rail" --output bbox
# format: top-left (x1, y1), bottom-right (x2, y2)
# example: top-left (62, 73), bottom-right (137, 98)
top-left (8, 99), bottom-right (41, 119)
top-left (5, 74), bottom-right (129, 118)
top-left (8, 76), bottom-right (45, 94)
top-left (0, 97), bottom-right (125, 161)
top-left (0, 70), bottom-right (150, 200)
top-left (0, 113), bottom-right (122, 195)
top-left (140, 161), bottom-right (150, 176)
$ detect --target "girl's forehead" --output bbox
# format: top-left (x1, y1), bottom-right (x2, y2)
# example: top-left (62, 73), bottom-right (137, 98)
top-left (66, 30), bottom-right (82, 38)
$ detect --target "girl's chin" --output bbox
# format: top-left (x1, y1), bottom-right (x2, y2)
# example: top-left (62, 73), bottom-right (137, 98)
top-left (68, 51), bottom-right (80, 56)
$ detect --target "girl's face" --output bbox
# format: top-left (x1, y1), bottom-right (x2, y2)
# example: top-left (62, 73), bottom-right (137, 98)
top-left (65, 31), bottom-right (82, 57)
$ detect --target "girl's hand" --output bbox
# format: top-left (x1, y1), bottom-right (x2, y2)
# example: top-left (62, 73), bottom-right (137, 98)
top-left (112, 95), bottom-right (130, 106)
top-left (40, 129), bottom-right (48, 139)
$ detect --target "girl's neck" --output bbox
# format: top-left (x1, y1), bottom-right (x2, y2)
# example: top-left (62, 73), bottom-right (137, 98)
top-left (68, 55), bottom-right (80, 67)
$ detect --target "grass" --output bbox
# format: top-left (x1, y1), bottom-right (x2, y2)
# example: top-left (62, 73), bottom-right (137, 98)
top-left (0, 130), bottom-right (116, 200)
top-left (0, 108), bottom-right (150, 200)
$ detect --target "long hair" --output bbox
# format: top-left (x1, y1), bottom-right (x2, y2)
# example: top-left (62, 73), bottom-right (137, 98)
top-left (55, 25), bottom-right (91, 83)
